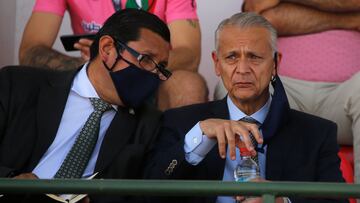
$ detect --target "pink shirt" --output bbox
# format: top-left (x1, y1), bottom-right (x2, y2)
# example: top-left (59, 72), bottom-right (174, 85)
top-left (278, 30), bottom-right (360, 82)
top-left (33, 0), bottom-right (198, 34)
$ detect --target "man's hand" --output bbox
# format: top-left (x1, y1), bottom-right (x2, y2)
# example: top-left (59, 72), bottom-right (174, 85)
top-left (243, 0), bottom-right (280, 13)
top-left (235, 178), bottom-right (288, 203)
top-left (74, 38), bottom-right (94, 61)
top-left (199, 119), bottom-right (263, 160)
top-left (13, 173), bottom-right (38, 179)
top-left (236, 196), bottom-right (287, 203)
top-left (80, 196), bottom-right (90, 203)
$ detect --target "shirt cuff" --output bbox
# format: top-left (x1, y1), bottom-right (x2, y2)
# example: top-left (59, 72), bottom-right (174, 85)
top-left (184, 122), bottom-right (216, 165)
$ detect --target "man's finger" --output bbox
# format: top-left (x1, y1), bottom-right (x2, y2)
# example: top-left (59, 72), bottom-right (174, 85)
top-left (225, 126), bottom-right (236, 160)
top-left (81, 46), bottom-right (91, 60)
top-left (235, 195), bottom-right (246, 202)
top-left (234, 127), bottom-right (254, 152)
top-left (248, 125), bottom-right (263, 144)
top-left (235, 134), bottom-right (246, 149)
top-left (13, 173), bottom-right (38, 179)
top-left (216, 128), bottom-right (226, 159)
top-left (81, 51), bottom-right (90, 61)
top-left (73, 42), bottom-right (82, 50)
top-left (78, 38), bottom-right (94, 46)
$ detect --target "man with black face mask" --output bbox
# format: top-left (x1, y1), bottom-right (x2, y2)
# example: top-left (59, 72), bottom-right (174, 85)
top-left (0, 9), bottom-right (171, 202)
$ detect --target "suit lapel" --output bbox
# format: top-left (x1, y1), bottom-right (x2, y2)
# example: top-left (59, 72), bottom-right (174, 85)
top-left (30, 70), bottom-right (78, 170)
top-left (261, 75), bottom-right (290, 142)
top-left (95, 107), bottom-right (136, 173)
top-left (262, 76), bottom-right (292, 180)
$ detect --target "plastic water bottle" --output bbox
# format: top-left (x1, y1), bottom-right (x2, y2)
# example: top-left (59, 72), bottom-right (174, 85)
top-left (234, 147), bottom-right (260, 182)
top-left (233, 147), bottom-right (260, 202)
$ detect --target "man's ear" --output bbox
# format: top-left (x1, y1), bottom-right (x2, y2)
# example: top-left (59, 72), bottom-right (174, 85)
top-left (99, 35), bottom-right (116, 61)
top-left (212, 51), bottom-right (221, 76)
top-left (274, 52), bottom-right (282, 69)
top-left (277, 52), bottom-right (282, 65)
top-left (273, 52), bottom-right (282, 76)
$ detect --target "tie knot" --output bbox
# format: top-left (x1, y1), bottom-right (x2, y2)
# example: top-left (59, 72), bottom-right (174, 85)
top-left (90, 98), bottom-right (112, 113)
top-left (239, 116), bottom-right (260, 126)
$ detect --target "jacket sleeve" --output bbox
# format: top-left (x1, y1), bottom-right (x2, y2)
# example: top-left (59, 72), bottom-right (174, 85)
top-left (316, 122), bottom-right (345, 183)
top-left (144, 110), bottom-right (201, 180)
top-left (0, 67), bottom-right (9, 144)
top-left (291, 122), bottom-right (348, 203)
top-left (0, 67), bottom-right (19, 177)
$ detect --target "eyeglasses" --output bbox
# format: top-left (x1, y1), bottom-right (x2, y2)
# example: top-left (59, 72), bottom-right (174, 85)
top-left (115, 40), bottom-right (172, 80)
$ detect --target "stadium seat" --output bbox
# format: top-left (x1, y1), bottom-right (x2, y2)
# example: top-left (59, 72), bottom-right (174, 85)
top-left (338, 146), bottom-right (355, 203)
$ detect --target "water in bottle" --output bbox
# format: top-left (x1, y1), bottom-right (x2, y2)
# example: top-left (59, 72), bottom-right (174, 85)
top-left (234, 147), bottom-right (260, 182)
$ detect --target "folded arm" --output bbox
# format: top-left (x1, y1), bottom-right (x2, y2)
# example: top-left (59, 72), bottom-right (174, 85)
top-left (19, 12), bottom-right (84, 70)
top-left (244, 0), bottom-right (360, 36)
top-left (0, 69), bottom-right (27, 178)
top-left (260, 3), bottom-right (360, 36)
top-left (284, 0), bottom-right (360, 12)
top-left (167, 19), bottom-right (201, 72)
top-left (244, 0), bottom-right (360, 13)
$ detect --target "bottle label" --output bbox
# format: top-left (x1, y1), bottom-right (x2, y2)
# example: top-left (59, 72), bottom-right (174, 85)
top-left (235, 170), bottom-right (260, 182)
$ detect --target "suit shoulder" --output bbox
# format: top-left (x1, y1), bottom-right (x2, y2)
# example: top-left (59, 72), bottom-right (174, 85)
top-left (1, 65), bottom-right (64, 82)
top-left (136, 103), bottom-right (162, 122)
top-left (164, 100), bottom-right (220, 117)
top-left (1, 65), bottom-right (58, 75)
top-left (162, 100), bottom-right (223, 127)
top-left (289, 109), bottom-right (337, 129)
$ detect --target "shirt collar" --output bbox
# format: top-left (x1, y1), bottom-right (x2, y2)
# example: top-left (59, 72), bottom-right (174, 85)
top-left (72, 63), bottom-right (118, 110)
top-left (72, 63), bottom-right (98, 98)
top-left (226, 96), bottom-right (271, 125)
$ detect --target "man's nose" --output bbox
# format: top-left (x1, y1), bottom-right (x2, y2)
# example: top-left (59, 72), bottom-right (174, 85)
top-left (235, 58), bottom-right (251, 73)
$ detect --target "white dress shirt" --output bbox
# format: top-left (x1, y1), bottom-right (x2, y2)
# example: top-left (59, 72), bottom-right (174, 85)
top-left (184, 96), bottom-right (271, 203)
top-left (33, 63), bottom-right (117, 179)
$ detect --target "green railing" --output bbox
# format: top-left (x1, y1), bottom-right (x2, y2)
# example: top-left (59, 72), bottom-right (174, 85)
top-left (0, 179), bottom-right (359, 202)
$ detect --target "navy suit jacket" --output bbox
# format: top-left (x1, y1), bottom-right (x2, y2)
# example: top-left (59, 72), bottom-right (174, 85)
top-left (0, 66), bottom-right (161, 203)
top-left (146, 76), bottom-right (347, 203)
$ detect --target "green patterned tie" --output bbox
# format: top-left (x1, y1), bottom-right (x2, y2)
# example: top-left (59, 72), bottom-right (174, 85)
top-left (54, 98), bottom-right (112, 179)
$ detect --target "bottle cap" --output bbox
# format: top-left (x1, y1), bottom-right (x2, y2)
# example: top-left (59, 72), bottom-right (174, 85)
top-left (239, 147), bottom-right (252, 156)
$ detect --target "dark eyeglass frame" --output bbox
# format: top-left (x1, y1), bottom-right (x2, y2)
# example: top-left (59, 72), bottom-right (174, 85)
top-left (115, 40), bottom-right (172, 79)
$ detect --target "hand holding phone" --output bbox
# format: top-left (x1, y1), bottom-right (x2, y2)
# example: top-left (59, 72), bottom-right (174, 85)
top-left (60, 34), bottom-right (96, 51)
top-left (74, 38), bottom-right (94, 61)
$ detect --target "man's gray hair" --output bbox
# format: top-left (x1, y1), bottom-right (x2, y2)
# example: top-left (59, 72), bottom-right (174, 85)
top-left (215, 12), bottom-right (278, 54)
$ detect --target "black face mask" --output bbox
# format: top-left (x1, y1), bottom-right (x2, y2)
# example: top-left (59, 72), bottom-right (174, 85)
top-left (103, 59), bottom-right (160, 108)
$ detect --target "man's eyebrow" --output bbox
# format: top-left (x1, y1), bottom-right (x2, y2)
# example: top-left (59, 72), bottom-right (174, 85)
top-left (245, 49), bottom-right (266, 56)
top-left (140, 49), bottom-right (158, 57)
top-left (221, 50), bottom-right (237, 57)
top-left (141, 51), bottom-right (168, 66)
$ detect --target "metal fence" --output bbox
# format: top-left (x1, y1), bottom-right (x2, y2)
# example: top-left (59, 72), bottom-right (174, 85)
top-left (0, 179), bottom-right (359, 203)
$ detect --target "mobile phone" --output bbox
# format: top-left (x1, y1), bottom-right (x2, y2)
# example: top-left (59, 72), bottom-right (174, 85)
top-left (60, 34), bottom-right (96, 51)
